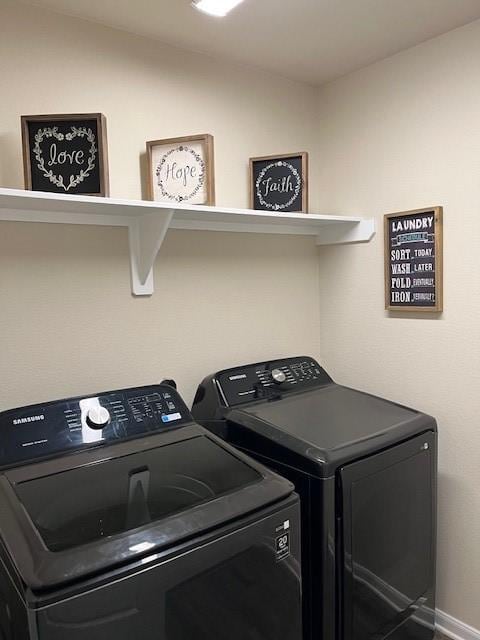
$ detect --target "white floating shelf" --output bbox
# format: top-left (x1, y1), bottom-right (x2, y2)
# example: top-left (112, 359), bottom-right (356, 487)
top-left (0, 188), bottom-right (375, 296)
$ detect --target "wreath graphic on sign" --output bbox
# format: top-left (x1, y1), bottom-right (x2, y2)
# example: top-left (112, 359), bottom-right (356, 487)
top-left (255, 160), bottom-right (302, 211)
top-left (156, 146), bottom-right (206, 202)
top-left (33, 126), bottom-right (97, 192)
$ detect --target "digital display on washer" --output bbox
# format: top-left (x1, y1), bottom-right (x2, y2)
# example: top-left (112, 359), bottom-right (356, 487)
top-left (0, 385), bottom-right (192, 467)
top-left (128, 391), bottom-right (180, 424)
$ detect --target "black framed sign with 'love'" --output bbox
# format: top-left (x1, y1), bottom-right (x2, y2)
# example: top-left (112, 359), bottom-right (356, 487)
top-left (21, 113), bottom-right (109, 196)
top-left (250, 152), bottom-right (308, 213)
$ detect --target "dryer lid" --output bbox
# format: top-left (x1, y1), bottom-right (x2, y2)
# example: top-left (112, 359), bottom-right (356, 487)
top-left (227, 385), bottom-right (435, 477)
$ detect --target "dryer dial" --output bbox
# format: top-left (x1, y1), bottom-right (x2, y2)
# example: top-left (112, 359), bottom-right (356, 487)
top-left (271, 369), bottom-right (287, 384)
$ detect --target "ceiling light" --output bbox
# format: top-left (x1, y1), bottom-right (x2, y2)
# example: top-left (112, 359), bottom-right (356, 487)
top-left (192, 0), bottom-right (246, 18)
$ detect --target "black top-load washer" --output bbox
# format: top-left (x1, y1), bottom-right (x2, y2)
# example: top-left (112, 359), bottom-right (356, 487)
top-left (0, 384), bottom-right (302, 640)
top-left (192, 356), bottom-right (437, 640)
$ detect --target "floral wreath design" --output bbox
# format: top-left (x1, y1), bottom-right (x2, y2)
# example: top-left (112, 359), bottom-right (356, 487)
top-left (155, 146), bottom-right (206, 202)
top-left (33, 126), bottom-right (97, 192)
top-left (255, 161), bottom-right (302, 211)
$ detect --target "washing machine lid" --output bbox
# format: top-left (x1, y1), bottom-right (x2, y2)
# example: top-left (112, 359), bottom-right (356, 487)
top-left (226, 385), bottom-right (436, 477)
top-left (14, 436), bottom-right (261, 552)
top-left (0, 432), bottom-right (293, 590)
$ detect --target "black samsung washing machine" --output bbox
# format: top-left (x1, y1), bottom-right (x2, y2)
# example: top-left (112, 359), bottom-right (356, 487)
top-left (0, 383), bottom-right (302, 639)
top-left (192, 356), bottom-right (437, 640)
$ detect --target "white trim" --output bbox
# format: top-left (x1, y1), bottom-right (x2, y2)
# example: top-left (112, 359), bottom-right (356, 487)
top-left (436, 609), bottom-right (480, 640)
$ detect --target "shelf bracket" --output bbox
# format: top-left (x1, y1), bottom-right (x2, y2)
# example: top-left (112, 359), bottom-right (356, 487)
top-left (315, 218), bottom-right (375, 246)
top-left (128, 210), bottom-right (174, 296)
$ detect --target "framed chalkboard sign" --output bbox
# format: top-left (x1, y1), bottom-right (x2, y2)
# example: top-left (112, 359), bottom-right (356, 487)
top-left (146, 134), bottom-right (215, 205)
top-left (21, 113), bottom-right (109, 196)
top-left (250, 152), bottom-right (308, 213)
top-left (385, 207), bottom-right (443, 312)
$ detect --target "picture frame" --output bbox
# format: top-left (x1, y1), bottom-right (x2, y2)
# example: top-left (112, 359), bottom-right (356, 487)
top-left (21, 113), bottom-right (109, 196)
top-left (384, 206), bottom-right (443, 312)
top-left (249, 152), bottom-right (308, 213)
top-left (146, 134), bottom-right (215, 205)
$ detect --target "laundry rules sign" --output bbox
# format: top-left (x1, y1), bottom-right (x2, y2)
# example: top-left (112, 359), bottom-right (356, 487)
top-left (384, 207), bottom-right (443, 312)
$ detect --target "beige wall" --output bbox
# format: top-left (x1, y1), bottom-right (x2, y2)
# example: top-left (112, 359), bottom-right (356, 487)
top-left (0, 0), bottom-right (321, 409)
top-left (315, 19), bottom-right (480, 629)
top-left (1, 0), bottom-right (479, 630)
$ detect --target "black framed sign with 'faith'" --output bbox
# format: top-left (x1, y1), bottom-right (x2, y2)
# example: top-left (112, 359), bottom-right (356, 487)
top-left (384, 207), bottom-right (443, 312)
top-left (249, 152), bottom-right (308, 213)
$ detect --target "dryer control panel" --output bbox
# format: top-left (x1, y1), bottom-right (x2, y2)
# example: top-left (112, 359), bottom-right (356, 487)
top-left (215, 357), bottom-right (333, 407)
top-left (0, 384), bottom-right (192, 468)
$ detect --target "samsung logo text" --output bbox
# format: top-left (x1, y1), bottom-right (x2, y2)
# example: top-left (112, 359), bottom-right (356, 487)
top-left (13, 415), bottom-right (45, 426)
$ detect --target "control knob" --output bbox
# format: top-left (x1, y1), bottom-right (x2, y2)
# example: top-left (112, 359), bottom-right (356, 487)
top-left (86, 406), bottom-right (111, 430)
top-left (271, 368), bottom-right (287, 384)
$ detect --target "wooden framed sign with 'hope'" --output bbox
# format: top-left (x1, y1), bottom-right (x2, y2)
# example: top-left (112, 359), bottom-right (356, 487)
top-left (385, 207), bottom-right (443, 312)
top-left (146, 134), bottom-right (215, 205)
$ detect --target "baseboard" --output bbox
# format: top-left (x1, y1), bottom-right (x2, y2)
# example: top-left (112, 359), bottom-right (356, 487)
top-left (436, 609), bottom-right (480, 640)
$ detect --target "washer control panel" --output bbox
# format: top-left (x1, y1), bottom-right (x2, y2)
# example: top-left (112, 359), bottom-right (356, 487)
top-left (216, 357), bottom-right (332, 407)
top-left (0, 384), bottom-right (191, 467)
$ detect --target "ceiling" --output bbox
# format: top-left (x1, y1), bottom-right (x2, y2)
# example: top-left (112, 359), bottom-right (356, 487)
top-left (17, 0), bottom-right (480, 85)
